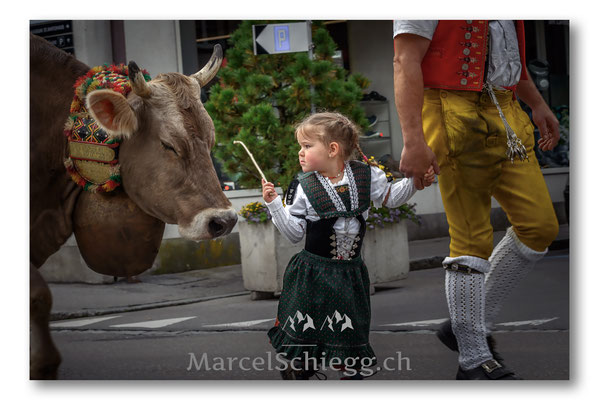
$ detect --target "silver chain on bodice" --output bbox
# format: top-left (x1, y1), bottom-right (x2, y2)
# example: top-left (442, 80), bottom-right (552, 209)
top-left (316, 161), bottom-right (362, 260)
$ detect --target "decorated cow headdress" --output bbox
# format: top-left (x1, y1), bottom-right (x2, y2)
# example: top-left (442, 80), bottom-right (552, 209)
top-left (63, 64), bottom-right (150, 192)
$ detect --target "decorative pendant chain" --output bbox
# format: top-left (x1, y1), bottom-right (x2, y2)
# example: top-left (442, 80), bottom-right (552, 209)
top-left (483, 82), bottom-right (529, 163)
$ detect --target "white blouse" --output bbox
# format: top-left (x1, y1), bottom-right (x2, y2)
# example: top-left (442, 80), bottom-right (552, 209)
top-left (265, 165), bottom-right (417, 251)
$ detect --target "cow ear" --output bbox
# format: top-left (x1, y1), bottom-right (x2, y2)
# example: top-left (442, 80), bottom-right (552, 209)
top-left (86, 89), bottom-right (138, 139)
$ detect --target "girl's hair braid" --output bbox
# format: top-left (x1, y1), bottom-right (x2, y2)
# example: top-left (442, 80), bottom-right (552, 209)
top-left (355, 143), bottom-right (378, 168)
top-left (295, 111), bottom-right (379, 167)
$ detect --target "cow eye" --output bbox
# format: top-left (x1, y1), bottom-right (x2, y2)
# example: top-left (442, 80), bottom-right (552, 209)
top-left (161, 141), bottom-right (178, 156)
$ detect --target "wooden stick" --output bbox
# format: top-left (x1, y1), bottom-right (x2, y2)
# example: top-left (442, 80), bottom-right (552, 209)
top-left (233, 140), bottom-right (268, 182)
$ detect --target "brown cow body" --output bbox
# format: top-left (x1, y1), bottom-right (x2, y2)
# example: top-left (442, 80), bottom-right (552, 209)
top-left (29, 34), bottom-right (236, 379)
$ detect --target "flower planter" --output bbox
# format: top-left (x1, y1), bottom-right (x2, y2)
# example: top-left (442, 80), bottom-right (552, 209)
top-left (239, 217), bottom-right (409, 299)
top-left (238, 220), bottom-right (305, 299)
top-left (362, 220), bottom-right (410, 293)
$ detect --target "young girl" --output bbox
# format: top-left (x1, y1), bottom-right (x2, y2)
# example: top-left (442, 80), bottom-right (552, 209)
top-left (262, 112), bottom-right (435, 380)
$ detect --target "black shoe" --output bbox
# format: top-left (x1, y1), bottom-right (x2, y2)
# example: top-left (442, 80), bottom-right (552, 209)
top-left (280, 363), bottom-right (326, 380)
top-left (366, 115), bottom-right (378, 127)
top-left (436, 320), bottom-right (504, 363)
top-left (361, 91), bottom-right (387, 102)
top-left (456, 359), bottom-right (520, 380)
top-left (340, 369), bottom-right (379, 380)
top-left (369, 91), bottom-right (387, 101)
top-left (340, 373), bottom-right (364, 380)
top-left (436, 320), bottom-right (459, 351)
top-left (486, 335), bottom-right (504, 363)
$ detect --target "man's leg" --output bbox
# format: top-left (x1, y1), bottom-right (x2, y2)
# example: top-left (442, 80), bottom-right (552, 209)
top-left (486, 99), bottom-right (559, 332)
top-left (483, 227), bottom-right (548, 333)
top-left (436, 163), bottom-right (496, 371)
top-left (423, 90), bottom-right (500, 373)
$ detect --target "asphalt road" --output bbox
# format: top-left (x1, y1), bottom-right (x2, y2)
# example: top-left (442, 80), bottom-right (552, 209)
top-left (51, 249), bottom-right (569, 380)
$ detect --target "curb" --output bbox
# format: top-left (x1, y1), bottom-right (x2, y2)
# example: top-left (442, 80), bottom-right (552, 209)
top-left (50, 290), bottom-right (250, 321)
top-left (50, 240), bottom-right (569, 320)
top-left (409, 256), bottom-right (445, 272)
top-left (409, 239), bottom-right (569, 272)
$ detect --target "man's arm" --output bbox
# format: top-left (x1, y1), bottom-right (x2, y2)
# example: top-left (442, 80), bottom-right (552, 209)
top-left (516, 66), bottom-right (560, 151)
top-left (393, 33), bottom-right (439, 189)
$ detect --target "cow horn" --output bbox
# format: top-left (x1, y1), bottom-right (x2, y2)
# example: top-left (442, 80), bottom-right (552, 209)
top-left (128, 61), bottom-right (152, 98)
top-left (191, 44), bottom-right (223, 87)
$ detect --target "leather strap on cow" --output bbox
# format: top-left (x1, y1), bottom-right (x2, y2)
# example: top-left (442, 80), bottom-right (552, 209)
top-left (63, 64), bottom-right (150, 192)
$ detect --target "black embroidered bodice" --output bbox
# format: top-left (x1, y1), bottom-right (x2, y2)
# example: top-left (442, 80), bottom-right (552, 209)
top-left (296, 161), bottom-right (371, 260)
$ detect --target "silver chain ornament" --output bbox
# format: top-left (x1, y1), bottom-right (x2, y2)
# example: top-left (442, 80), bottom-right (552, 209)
top-left (483, 83), bottom-right (529, 163)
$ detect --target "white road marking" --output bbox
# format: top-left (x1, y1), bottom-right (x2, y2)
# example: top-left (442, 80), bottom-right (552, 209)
top-left (203, 318), bottom-right (275, 328)
top-left (380, 317), bottom-right (559, 328)
top-left (380, 318), bottom-right (448, 327)
top-left (110, 317), bottom-right (196, 329)
top-left (496, 317), bottom-right (559, 327)
top-left (51, 315), bottom-right (122, 328)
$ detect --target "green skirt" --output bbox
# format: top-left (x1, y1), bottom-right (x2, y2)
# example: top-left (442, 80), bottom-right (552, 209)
top-left (267, 249), bottom-right (377, 366)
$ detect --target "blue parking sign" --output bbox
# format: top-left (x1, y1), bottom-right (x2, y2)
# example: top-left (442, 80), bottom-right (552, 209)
top-left (253, 22), bottom-right (309, 55)
top-left (274, 25), bottom-right (290, 52)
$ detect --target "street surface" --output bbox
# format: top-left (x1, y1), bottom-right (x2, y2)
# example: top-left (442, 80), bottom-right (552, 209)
top-left (50, 249), bottom-right (569, 380)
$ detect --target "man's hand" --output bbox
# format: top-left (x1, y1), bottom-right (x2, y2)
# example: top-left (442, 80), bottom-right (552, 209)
top-left (400, 139), bottom-right (440, 189)
top-left (393, 33), bottom-right (437, 190)
top-left (516, 67), bottom-right (560, 152)
top-left (531, 103), bottom-right (560, 151)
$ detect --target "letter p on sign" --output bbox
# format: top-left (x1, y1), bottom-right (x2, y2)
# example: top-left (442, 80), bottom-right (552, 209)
top-left (274, 26), bottom-right (290, 52)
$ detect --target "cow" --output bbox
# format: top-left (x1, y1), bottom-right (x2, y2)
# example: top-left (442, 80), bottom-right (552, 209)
top-left (30, 33), bottom-right (237, 379)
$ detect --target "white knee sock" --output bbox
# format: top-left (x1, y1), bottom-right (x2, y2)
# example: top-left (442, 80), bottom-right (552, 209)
top-left (485, 227), bottom-right (547, 333)
top-left (445, 269), bottom-right (493, 370)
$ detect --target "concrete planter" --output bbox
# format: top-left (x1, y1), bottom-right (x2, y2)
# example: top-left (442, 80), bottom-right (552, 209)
top-left (238, 220), bottom-right (305, 299)
top-left (239, 218), bottom-right (410, 299)
top-left (362, 220), bottom-right (410, 292)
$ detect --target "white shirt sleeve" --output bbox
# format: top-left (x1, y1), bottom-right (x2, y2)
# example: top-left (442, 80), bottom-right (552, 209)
top-left (393, 20), bottom-right (438, 40)
top-left (370, 165), bottom-right (418, 209)
top-left (265, 184), bottom-right (308, 244)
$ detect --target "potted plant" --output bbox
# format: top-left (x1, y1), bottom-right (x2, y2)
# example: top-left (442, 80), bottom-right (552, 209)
top-left (237, 201), bottom-right (305, 300)
top-left (362, 159), bottom-right (420, 292)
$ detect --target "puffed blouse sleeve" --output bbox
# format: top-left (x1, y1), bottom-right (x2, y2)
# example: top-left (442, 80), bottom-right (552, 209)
top-left (265, 183), bottom-right (308, 244)
top-left (370, 165), bottom-right (418, 209)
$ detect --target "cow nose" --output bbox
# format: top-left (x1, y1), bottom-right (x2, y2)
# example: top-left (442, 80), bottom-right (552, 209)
top-left (208, 212), bottom-right (238, 237)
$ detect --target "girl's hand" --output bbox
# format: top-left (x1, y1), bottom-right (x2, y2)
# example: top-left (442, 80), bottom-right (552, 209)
top-left (422, 165), bottom-right (436, 188)
top-left (262, 179), bottom-right (279, 203)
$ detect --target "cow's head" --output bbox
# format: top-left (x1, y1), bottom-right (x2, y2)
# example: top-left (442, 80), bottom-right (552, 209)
top-left (85, 45), bottom-right (237, 241)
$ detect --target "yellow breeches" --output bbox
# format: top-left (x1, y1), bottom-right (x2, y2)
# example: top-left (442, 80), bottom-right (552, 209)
top-left (422, 89), bottom-right (559, 259)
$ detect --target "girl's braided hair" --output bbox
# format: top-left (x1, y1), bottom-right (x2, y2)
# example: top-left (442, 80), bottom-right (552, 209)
top-left (294, 111), bottom-right (378, 167)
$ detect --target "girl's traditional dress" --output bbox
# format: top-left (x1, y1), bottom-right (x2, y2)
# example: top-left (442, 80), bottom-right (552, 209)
top-left (265, 160), bottom-right (417, 368)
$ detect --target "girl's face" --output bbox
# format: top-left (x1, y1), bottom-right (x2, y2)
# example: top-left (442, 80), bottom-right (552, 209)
top-left (297, 130), bottom-right (330, 173)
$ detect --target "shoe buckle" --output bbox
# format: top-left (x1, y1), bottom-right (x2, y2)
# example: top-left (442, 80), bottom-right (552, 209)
top-left (481, 359), bottom-right (502, 373)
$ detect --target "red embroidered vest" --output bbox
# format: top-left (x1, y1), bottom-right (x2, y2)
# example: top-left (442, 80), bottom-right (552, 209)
top-left (420, 20), bottom-right (528, 92)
